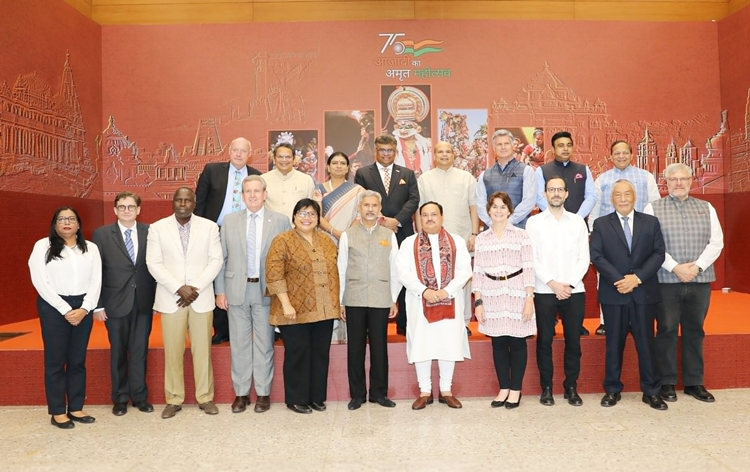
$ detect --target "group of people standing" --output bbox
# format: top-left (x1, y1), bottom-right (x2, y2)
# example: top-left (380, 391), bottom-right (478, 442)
top-left (27, 129), bottom-right (723, 428)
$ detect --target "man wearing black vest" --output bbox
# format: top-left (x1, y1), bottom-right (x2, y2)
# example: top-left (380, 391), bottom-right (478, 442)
top-left (535, 131), bottom-right (597, 335)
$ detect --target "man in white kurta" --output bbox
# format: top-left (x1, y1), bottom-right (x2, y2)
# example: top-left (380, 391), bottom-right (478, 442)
top-left (261, 143), bottom-right (316, 224)
top-left (397, 202), bottom-right (472, 410)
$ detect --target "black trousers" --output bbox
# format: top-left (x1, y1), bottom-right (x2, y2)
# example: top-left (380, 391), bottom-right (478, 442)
top-left (491, 335), bottom-right (528, 391)
top-left (345, 306), bottom-right (390, 401)
top-left (534, 292), bottom-right (584, 390)
top-left (279, 319), bottom-right (334, 405)
top-left (602, 300), bottom-right (661, 396)
top-left (37, 295), bottom-right (93, 415)
top-left (395, 288), bottom-right (407, 332)
top-left (212, 307), bottom-right (229, 339)
top-left (105, 301), bottom-right (153, 404)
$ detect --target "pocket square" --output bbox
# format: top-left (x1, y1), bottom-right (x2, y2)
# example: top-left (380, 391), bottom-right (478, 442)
top-left (399, 179), bottom-right (406, 185)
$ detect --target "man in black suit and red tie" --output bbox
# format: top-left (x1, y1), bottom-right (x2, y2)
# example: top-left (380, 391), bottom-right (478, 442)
top-left (355, 134), bottom-right (420, 335)
top-left (590, 179), bottom-right (667, 411)
top-left (195, 137), bottom-right (261, 344)
top-left (93, 192), bottom-right (157, 416)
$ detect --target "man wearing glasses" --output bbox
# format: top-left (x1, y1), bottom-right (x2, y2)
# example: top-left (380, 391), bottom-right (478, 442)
top-left (644, 163), bottom-right (724, 404)
top-left (355, 134), bottom-right (420, 336)
top-left (262, 143), bottom-right (316, 224)
top-left (92, 192), bottom-right (157, 416)
top-left (589, 141), bottom-right (661, 336)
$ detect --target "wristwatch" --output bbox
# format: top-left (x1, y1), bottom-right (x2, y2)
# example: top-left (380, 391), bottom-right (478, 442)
top-left (473, 299), bottom-right (483, 308)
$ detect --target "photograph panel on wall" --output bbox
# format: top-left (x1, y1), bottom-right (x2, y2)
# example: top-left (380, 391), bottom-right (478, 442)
top-left (438, 109), bottom-right (488, 179)
top-left (493, 126), bottom-right (547, 169)
top-left (268, 130), bottom-right (320, 182)
top-left (324, 110), bottom-right (375, 182)
top-left (380, 85), bottom-right (432, 178)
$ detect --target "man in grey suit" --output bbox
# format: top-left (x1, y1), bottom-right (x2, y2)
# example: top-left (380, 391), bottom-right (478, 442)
top-left (215, 175), bottom-right (291, 413)
top-left (93, 191), bottom-right (157, 416)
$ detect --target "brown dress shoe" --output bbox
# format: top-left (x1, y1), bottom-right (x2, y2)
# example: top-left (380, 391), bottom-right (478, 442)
top-left (231, 396), bottom-right (249, 413)
top-left (199, 401), bottom-right (219, 415)
top-left (254, 395), bottom-right (271, 413)
top-left (411, 395), bottom-right (434, 410)
top-left (439, 394), bottom-right (463, 409)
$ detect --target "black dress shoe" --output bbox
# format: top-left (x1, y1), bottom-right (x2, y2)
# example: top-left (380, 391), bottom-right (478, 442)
top-left (564, 387), bottom-right (583, 406)
top-left (369, 397), bottom-right (396, 408)
top-left (580, 326), bottom-right (590, 336)
top-left (490, 396), bottom-right (507, 408)
top-left (540, 387), bottom-right (555, 406)
top-left (595, 324), bottom-right (606, 336)
top-left (287, 404), bottom-right (312, 414)
top-left (642, 395), bottom-right (668, 410)
top-left (112, 402), bottom-right (127, 416)
top-left (133, 400), bottom-right (154, 412)
top-left (684, 385), bottom-right (715, 403)
top-left (309, 402), bottom-right (327, 411)
top-left (211, 334), bottom-right (229, 345)
top-left (348, 398), bottom-right (364, 410)
top-left (51, 416), bottom-right (74, 429)
top-left (660, 384), bottom-right (677, 402)
top-left (67, 413), bottom-right (96, 424)
top-left (600, 392), bottom-right (621, 407)
top-left (505, 393), bottom-right (522, 409)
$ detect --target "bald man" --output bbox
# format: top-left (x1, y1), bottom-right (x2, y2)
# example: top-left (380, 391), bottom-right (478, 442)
top-left (195, 137), bottom-right (262, 344)
top-left (416, 141), bottom-right (479, 333)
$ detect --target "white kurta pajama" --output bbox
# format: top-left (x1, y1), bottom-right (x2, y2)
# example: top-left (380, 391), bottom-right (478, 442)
top-left (397, 232), bottom-right (472, 364)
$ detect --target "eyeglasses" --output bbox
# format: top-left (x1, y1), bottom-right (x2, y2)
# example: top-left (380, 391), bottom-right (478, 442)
top-left (546, 187), bottom-right (567, 193)
top-left (296, 211), bottom-right (317, 218)
top-left (377, 148), bottom-right (396, 156)
top-left (666, 177), bottom-right (691, 183)
top-left (57, 216), bottom-right (78, 224)
top-left (116, 205), bottom-right (137, 212)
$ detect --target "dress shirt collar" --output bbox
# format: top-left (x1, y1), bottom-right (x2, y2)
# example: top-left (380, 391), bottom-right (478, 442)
top-left (117, 221), bottom-right (137, 234)
top-left (376, 162), bottom-right (393, 173)
top-left (246, 206), bottom-right (266, 220)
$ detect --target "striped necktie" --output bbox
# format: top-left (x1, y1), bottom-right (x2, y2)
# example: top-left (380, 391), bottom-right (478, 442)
top-left (124, 228), bottom-right (136, 264)
top-left (247, 213), bottom-right (257, 277)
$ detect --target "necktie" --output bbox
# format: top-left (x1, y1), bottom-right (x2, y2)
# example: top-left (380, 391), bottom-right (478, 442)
top-left (232, 170), bottom-right (243, 212)
top-left (622, 216), bottom-right (632, 251)
top-left (383, 167), bottom-right (391, 195)
top-left (124, 228), bottom-right (136, 264)
top-left (247, 213), bottom-right (257, 278)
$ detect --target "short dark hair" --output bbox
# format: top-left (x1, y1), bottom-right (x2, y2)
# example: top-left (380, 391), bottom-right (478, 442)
top-left (545, 176), bottom-right (567, 191)
top-left (551, 131), bottom-right (573, 147)
top-left (114, 191), bottom-right (141, 207)
top-left (173, 187), bottom-right (195, 201)
top-left (486, 192), bottom-right (514, 216)
top-left (292, 198), bottom-right (321, 226)
top-left (374, 134), bottom-right (397, 147)
top-left (273, 143), bottom-right (294, 157)
top-left (419, 201), bottom-right (443, 215)
top-left (610, 140), bottom-right (632, 153)
top-left (326, 151), bottom-right (350, 166)
top-left (47, 207), bottom-right (87, 263)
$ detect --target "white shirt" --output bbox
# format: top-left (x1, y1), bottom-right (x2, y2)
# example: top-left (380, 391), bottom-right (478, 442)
top-left (337, 224), bottom-right (401, 304)
top-left (118, 221), bottom-right (138, 259)
top-left (617, 210), bottom-right (635, 238)
top-left (28, 238), bottom-right (102, 315)
top-left (418, 166), bottom-right (477, 241)
top-left (643, 200), bottom-right (724, 272)
top-left (377, 162), bottom-right (394, 190)
top-left (246, 207), bottom-right (265, 278)
top-left (525, 209), bottom-right (590, 294)
top-left (218, 165), bottom-right (248, 226)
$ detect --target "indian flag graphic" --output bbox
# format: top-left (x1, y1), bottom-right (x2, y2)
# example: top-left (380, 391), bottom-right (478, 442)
top-left (395, 39), bottom-right (444, 57)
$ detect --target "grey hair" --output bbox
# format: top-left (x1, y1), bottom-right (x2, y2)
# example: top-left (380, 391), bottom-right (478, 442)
top-left (357, 189), bottom-right (382, 205)
top-left (243, 174), bottom-right (267, 190)
top-left (664, 163), bottom-right (692, 179)
top-left (491, 129), bottom-right (515, 142)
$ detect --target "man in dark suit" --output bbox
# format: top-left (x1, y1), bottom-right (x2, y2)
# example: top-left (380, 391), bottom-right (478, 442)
top-left (590, 179), bottom-right (667, 411)
top-left (194, 137), bottom-right (261, 344)
top-left (93, 192), bottom-right (157, 416)
top-left (355, 134), bottom-right (420, 335)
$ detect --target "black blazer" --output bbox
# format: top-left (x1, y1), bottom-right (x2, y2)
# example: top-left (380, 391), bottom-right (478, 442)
top-left (92, 221), bottom-right (156, 318)
top-left (355, 163), bottom-right (419, 244)
top-left (195, 162), bottom-right (262, 223)
top-left (590, 211), bottom-right (665, 305)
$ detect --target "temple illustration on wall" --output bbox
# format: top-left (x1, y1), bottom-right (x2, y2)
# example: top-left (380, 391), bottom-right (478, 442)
top-left (0, 55), bottom-right (97, 197)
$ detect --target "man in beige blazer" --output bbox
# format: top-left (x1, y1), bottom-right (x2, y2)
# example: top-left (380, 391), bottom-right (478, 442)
top-left (146, 187), bottom-right (223, 419)
top-left (215, 175), bottom-right (291, 414)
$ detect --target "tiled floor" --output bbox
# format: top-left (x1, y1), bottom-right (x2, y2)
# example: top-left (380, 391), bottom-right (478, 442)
top-left (2, 389), bottom-right (748, 471)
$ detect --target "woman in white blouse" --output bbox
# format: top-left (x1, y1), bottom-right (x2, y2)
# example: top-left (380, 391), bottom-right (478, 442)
top-left (28, 207), bottom-right (102, 429)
